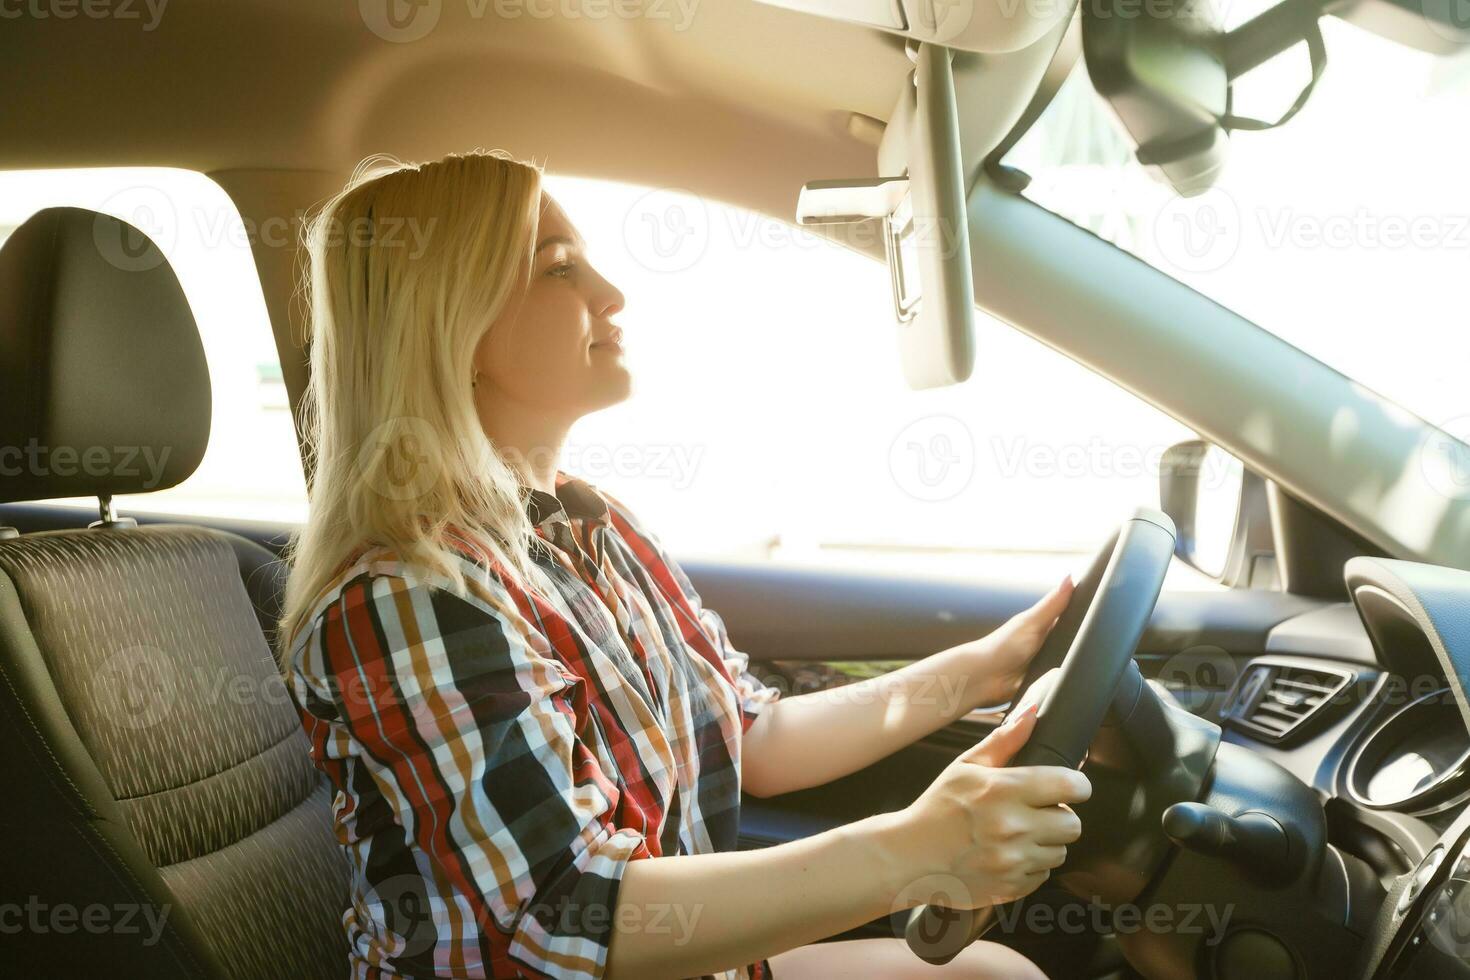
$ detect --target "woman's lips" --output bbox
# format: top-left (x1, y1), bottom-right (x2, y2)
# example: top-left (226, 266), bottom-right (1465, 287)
top-left (591, 327), bottom-right (625, 354)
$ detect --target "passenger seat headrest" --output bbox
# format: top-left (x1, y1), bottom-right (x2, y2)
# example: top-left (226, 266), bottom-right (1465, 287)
top-left (0, 206), bottom-right (211, 504)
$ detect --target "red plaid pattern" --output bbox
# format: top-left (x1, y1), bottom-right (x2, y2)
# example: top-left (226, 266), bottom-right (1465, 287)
top-left (286, 474), bottom-right (777, 979)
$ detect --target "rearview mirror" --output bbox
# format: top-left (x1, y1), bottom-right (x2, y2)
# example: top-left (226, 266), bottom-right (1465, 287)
top-left (1083, 0), bottom-right (1330, 197)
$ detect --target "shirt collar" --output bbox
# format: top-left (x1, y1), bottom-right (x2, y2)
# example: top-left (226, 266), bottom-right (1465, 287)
top-left (523, 472), bottom-right (610, 529)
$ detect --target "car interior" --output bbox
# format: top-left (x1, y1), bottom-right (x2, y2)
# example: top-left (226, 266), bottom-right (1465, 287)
top-left (5, 1), bottom-right (1470, 978)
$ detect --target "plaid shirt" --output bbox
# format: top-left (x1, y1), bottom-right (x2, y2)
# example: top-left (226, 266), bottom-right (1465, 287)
top-left (287, 475), bottom-right (779, 980)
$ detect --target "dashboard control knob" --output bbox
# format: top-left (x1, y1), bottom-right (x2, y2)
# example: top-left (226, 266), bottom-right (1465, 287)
top-left (1162, 802), bottom-right (1296, 885)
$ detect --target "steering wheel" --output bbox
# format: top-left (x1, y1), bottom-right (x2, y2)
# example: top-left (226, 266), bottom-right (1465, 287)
top-left (905, 508), bottom-right (1177, 964)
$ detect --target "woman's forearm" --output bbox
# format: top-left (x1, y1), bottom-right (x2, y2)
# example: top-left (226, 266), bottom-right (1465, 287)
top-left (739, 580), bottom-right (1073, 798)
top-left (605, 810), bottom-right (913, 979)
top-left (740, 645), bottom-right (985, 798)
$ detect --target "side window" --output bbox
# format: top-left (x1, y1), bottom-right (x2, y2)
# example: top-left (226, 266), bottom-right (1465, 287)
top-left (549, 176), bottom-right (1214, 587)
top-left (0, 168), bottom-right (308, 522)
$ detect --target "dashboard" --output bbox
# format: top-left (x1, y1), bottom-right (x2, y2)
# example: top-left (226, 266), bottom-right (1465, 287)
top-left (1215, 557), bottom-right (1470, 977)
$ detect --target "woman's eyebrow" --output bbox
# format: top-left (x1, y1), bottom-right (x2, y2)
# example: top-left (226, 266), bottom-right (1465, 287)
top-left (535, 234), bottom-right (582, 253)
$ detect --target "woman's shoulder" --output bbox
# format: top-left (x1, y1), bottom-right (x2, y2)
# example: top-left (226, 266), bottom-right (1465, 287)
top-left (285, 541), bottom-right (571, 725)
top-left (286, 530), bottom-right (528, 669)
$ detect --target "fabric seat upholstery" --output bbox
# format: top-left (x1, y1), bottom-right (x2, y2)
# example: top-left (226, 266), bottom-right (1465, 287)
top-left (0, 207), bottom-right (349, 978)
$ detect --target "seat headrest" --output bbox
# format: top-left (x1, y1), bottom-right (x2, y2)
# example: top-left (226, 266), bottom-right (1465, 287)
top-left (0, 207), bottom-right (211, 504)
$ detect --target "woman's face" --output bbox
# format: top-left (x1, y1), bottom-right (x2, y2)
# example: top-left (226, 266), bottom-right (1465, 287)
top-left (473, 194), bottom-right (630, 426)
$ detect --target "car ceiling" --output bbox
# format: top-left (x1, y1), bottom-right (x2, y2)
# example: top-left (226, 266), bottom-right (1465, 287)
top-left (1, 0), bottom-right (921, 225)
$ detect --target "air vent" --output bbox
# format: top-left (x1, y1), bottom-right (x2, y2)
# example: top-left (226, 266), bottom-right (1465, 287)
top-left (1223, 660), bottom-right (1357, 743)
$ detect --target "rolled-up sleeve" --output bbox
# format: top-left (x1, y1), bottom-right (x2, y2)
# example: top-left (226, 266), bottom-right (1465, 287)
top-left (692, 603), bottom-right (781, 732)
top-left (291, 572), bottom-right (649, 979)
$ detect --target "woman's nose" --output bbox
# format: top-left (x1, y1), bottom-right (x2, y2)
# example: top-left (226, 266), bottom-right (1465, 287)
top-left (592, 275), bottom-right (625, 320)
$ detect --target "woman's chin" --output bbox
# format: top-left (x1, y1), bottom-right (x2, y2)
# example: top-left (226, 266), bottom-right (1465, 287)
top-left (588, 367), bottom-right (633, 409)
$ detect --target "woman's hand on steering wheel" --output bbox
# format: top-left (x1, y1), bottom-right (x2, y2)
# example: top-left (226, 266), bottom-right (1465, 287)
top-left (947, 575), bottom-right (1076, 710)
top-left (887, 703), bottom-right (1092, 912)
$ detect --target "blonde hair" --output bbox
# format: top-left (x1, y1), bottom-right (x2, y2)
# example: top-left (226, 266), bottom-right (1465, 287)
top-left (277, 149), bottom-right (543, 663)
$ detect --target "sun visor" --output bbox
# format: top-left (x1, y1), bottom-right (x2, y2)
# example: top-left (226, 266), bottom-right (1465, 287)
top-left (796, 44), bottom-right (976, 388)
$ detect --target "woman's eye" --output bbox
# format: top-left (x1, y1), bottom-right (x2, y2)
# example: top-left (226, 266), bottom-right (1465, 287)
top-left (547, 262), bottom-right (575, 279)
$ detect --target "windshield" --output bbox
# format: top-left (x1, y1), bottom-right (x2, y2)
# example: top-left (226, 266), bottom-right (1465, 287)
top-left (1003, 16), bottom-right (1470, 439)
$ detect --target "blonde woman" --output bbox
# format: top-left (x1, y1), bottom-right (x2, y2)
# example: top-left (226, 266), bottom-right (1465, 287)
top-left (280, 150), bottom-right (1088, 980)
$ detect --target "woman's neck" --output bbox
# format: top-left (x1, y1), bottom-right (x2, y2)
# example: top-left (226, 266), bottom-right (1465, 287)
top-left (475, 392), bottom-right (570, 495)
